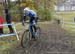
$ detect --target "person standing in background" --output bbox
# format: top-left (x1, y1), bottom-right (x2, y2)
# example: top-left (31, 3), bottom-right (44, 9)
top-left (5, 8), bottom-right (14, 33)
top-left (0, 16), bottom-right (4, 35)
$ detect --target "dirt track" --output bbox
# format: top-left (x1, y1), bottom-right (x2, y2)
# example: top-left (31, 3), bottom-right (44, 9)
top-left (10, 21), bottom-right (75, 54)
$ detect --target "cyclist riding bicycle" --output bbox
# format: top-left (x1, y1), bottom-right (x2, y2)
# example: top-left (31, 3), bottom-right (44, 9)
top-left (22, 7), bottom-right (38, 39)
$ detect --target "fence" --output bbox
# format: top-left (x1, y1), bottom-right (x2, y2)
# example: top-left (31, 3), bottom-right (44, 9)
top-left (0, 22), bottom-right (21, 40)
top-left (61, 20), bottom-right (75, 28)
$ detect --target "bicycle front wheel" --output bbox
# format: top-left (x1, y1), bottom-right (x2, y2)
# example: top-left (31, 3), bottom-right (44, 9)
top-left (21, 30), bottom-right (31, 48)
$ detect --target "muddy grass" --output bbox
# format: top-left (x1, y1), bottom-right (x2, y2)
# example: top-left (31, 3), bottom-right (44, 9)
top-left (1, 21), bottom-right (75, 54)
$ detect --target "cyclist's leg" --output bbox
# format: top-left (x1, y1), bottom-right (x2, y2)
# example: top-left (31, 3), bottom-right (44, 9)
top-left (33, 20), bottom-right (37, 36)
top-left (29, 24), bottom-right (35, 39)
top-left (33, 25), bottom-right (37, 33)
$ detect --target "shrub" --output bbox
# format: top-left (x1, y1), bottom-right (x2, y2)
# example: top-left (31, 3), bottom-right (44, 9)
top-left (37, 8), bottom-right (52, 21)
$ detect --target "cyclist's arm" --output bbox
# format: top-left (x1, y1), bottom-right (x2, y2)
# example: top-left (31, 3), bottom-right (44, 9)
top-left (22, 16), bottom-right (26, 26)
top-left (23, 16), bottom-right (26, 21)
top-left (22, 10), bottom-right (27, 26)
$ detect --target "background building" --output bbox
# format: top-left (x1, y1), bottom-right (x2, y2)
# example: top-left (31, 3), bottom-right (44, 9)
top-left (55, 0), bottom-right (75, 11)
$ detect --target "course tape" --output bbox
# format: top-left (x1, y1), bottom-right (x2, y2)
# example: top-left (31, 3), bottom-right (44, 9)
top-left (0, 24), bottom-right (14, 26)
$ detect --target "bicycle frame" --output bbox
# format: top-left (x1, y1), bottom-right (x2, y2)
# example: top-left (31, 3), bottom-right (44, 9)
top-left (28, 24), bottom-right (36, 37)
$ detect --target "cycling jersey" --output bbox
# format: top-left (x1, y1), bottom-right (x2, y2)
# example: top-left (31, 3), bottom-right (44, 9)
top-left (24, 10), bottom-right (37, 23)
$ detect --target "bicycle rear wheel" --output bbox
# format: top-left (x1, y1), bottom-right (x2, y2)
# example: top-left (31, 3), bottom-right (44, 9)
top-left (21, 30), bottom-right (31, 48)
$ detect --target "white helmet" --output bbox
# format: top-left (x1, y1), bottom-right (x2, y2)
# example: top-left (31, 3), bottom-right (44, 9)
top-left (24, 7), bottom-right (30, 15)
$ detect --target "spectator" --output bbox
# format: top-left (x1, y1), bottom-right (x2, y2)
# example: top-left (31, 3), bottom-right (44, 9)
top-left (0, 16), bottom-right (4, 35)
top-left (5, 8), bottom-right (14, 33)
top-left (57, 19), bottom-right (60, 24)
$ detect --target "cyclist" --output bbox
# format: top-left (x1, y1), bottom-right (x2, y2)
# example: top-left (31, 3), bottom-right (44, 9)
top-left (22, 7), bottom-right (38, 40)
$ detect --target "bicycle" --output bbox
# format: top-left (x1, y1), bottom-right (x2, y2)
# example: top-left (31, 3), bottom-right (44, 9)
top-left (21, 22), bottom-right (41, 48)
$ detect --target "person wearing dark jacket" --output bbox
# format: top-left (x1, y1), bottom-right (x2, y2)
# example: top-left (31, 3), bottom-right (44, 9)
top-left (5, 8), bottom-right (14, 33)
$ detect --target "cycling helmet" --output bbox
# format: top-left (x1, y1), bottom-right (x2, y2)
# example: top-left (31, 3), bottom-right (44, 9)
top-left (24, 7), bottom-right (30, 15)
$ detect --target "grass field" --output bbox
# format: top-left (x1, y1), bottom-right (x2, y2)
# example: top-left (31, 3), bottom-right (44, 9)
top-left (56, 12), bottom-right (75, 22)
top-left (56, 11), bottom-right (75, 32)
top-left (0, 23), bottom-right (25, 54)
